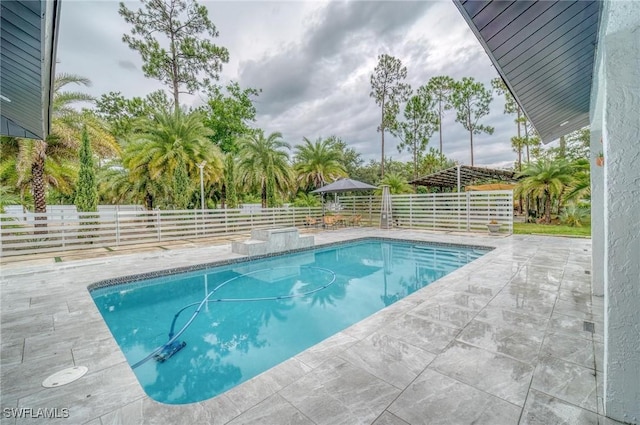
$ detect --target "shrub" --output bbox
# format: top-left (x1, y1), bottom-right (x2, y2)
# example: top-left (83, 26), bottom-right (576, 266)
top-left (291, 193), bottom-right (321, 207)
top-left (560, 205), bottom-right (591, 227)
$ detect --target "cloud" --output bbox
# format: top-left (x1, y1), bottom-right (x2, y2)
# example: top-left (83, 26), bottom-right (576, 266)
top-left (239, 1), bottom-right (435, 117)
top-left (117, 60), bottom-right (137, 71)
top-left (54, 0), bottom-right (524, 168)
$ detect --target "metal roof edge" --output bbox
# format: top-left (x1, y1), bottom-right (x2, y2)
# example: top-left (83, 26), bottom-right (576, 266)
top-left (41, 0), bottom-right (62, 140)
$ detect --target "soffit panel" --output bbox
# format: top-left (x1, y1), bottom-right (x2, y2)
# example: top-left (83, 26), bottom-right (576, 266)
top-left (0, 0), bottom-right (51, 139)
top-left (455, 0), bottom-right (600, 143)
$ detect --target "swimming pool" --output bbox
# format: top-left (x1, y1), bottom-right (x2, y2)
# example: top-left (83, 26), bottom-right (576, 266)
top-left (90, 239), bottom-right (488, 404)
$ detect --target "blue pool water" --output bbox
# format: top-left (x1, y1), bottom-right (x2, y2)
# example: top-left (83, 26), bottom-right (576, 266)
top-left (90, 239), bottom-right (488, 404)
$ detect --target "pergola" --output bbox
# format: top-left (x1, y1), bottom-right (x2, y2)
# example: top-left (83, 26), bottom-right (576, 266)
top-left (409, 165), bottom-right (518, 191)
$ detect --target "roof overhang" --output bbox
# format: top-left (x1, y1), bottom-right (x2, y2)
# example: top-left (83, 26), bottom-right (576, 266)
top-left (1, 0), bottom-right (61, 140)
top-left (409, 165), bottom-right (518, 189)
top-left (452, 0), bottom-right (601, 143)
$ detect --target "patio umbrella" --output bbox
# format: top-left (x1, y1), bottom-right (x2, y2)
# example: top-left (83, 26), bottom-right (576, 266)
top-left (311, 178), bottom-right (378, 219)
top-left (311, 178), bottom-right (377, 194)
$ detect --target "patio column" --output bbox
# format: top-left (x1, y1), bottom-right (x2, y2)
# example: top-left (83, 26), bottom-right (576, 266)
top-left (597, 1), bottom-right (640, 422)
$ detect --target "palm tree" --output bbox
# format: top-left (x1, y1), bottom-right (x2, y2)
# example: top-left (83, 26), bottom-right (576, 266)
top-left (237, 131), bottom-right (292, 208)
top-left (293, 137), bottom-right (346, 191)
top-left (564, 158), bottom-right (591, 203)
top-left (1, 74), bottom-right (119, 214)
top-left (123, 109), bottom-right (223, 209)
top-left (516, 158), bottom-right (573, 223)
top-left (375, 172), bottom-right (412, 195)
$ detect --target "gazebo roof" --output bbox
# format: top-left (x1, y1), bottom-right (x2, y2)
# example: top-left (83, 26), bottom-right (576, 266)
top-left (409, 165), bottom-right (518, 189)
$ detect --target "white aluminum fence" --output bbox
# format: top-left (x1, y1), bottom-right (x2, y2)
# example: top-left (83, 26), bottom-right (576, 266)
top-left (0, 207), bottom-right (323, 257)
top-left (338, 190), bottom-right (513, 233)
top-left (0, 191), bottom-right (512, 257)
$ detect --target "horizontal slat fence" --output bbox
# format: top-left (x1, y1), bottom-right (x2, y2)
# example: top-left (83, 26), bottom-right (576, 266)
top-left (0, 207), bottom-right (323, 257)
top-left (338, 190), bottom-right (512, 233)
top-left (0, 191), bottom-right (512, 257)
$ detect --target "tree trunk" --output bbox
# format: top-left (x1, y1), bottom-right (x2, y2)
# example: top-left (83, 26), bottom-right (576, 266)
top-left (32, 158), bottom-right (46, 214)
top-left (31, 145), bottom-right (47, 232)
top-left (468, 109), bottom-right (474, 166)
top-left (413, 145), bottom-right (418, 181)
top-left (525, 121), bottom-right (531, 163)
top-left (517, 108), bottom-right (522, 171)
top-left (145, 192), bottom-right (154, 210)
top-left (556, 193), bottom-right (563, 216)
top-left (439, 99), bottom-right (443, 154)
top-left (544, 189), bottom-right (552, 224)
top-left (469, 129), bottom-right (474, 166)
top-left (261, 183), bottom-right (267, 208)
top-left (380, 98), bottom-right (385, 178)
top-left (169, 28), bottom-right (180, 111)
top-left (221, 183), bottom-right (226, 209)
top-left (518, 194), bottom-right (523, 216)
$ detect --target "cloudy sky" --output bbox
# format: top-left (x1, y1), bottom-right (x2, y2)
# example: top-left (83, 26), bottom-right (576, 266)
top-left (56, 0), bottom-right (522, 168)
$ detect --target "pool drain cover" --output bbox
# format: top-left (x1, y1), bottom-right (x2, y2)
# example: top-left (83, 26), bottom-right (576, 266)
top-left (42, 366), bottom-right (88, 388)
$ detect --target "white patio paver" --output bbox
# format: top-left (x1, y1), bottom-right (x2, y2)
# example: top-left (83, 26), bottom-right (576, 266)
top-left (0, 229), bottom-right (619, 424)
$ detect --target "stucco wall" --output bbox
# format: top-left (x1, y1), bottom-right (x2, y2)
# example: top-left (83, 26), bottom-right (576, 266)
top-left (597, 1), bottom-right (640, 422)
top-left (590, 54), bottom-right (605, 297)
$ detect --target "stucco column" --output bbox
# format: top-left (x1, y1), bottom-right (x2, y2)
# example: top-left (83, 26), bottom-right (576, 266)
top-left (602, 23), bottom-right (640, 424)
top-left (590, 90), bottom-right (604, 297)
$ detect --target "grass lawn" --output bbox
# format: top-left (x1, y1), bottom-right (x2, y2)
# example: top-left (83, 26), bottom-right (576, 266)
top-left (513, 222), bottom-right (591, 238)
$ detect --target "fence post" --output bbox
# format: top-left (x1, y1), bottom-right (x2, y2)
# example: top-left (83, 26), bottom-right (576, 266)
top-left (509, 191), bottom-right (514, 234)
top-left (457, 192), bottom-right (461, 231)
top-left (220, 209), bottom-right (225, 235)
top-left (61, 210), bottom-right (65, 248)
top-left (194, 210), bottom-right (198, 237)
top-left (466, 192), bottom-right (471, 231)
top-left (409, 195), bottom-right (413, 229)
top-left (432, 194), bottom-right (436, 230)
top-left (116, 211), bottom-right (120, 246)
top-left (156, 210), bottom-right (161, 241)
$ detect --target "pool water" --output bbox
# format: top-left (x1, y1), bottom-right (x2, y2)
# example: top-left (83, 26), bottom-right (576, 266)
top-left (90, 240), bottom-right (487, 404)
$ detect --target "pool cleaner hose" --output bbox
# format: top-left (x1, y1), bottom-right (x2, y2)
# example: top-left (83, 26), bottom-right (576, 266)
top-left (131, 266), bottom-right (336, 369)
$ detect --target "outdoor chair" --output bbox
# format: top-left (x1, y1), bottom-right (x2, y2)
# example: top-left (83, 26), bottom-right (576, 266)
top-left (305, 216), bottom-right (319, 227)
top-left (322, 216), bottom-right (337, 229)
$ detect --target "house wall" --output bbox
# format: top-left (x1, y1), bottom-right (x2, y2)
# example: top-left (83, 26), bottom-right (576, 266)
top-left (590, 54), bottom-right (605, 297)
top-left (592, 1), bottom-right (640, 422)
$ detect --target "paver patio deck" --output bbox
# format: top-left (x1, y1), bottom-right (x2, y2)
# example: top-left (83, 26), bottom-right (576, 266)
top-left (0, 228), bottom-right (620, 424)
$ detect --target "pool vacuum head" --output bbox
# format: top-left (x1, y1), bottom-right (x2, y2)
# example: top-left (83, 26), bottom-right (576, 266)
top-left (154, 341), bottom-right (186, 363)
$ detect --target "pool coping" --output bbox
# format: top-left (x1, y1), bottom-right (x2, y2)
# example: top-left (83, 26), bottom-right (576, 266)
top-left (87, 236), bottom-right (494, 291)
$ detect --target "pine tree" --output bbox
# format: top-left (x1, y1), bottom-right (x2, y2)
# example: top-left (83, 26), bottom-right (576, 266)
top-left (75, 128), bottom-right (98, 212)
top-left (370, 54), bottom-right (411, 177)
